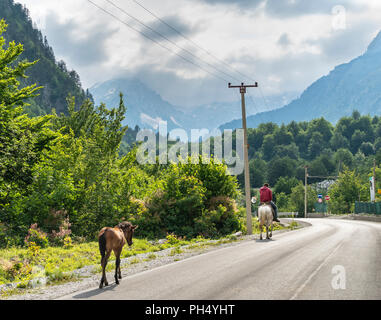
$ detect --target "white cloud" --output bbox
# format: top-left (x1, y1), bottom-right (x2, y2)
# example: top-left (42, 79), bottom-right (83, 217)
top-left (17, 0), bottom-right (381, 108)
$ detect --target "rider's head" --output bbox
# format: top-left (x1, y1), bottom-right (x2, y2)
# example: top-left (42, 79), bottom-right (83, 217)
top-left (264, 183), bottom-right (269, 188)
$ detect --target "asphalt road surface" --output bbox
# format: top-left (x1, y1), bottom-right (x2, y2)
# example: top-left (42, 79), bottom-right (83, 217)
top-left (59, 218), bottom-right (381, 300)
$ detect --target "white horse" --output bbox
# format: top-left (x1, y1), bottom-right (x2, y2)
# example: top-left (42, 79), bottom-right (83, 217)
top-left (258, 204), bottom-right (274, 240)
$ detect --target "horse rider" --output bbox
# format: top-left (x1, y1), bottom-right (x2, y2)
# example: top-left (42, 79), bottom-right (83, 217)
top-left (259, 183), bottom-right (280, 222)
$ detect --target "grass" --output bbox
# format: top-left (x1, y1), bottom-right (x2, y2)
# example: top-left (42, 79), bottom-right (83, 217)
top-left (0, 238), bottom-right (177, 288)
top-left (0, 221), bottom-right (299, 297)
top-left (129, 257), bottom-right (141, 265)
top-left (169, 247), bottom-right (183, 256)
top-left (144, 253), bottom-right (157, 261)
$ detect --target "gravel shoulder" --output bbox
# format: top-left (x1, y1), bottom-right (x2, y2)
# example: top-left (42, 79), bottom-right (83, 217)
top-left (2, 219), bottom-right (308, 300)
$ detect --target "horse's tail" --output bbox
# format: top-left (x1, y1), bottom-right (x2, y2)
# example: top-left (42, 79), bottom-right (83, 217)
top-left (98, 231), bottom-right (107, 259)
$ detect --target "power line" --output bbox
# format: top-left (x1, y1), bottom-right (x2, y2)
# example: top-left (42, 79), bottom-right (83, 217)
top-left (131, 0), bottom-right (256, 83)
top-left (86, 0), bottom-right (230, 83)
top-left (103, 0), bottom-right (242, 83)
top-left (89, 0), bottom-right (273, 120)
top-left (130, 0), bottom-right (273, 114)
top-left (129, 0), bottom-right (272, 122)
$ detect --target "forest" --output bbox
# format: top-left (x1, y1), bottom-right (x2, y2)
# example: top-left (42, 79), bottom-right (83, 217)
top-left (232, 111), bottom-right (381, 214)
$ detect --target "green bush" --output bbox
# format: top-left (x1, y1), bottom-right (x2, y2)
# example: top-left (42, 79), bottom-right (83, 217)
top-left (194, 205), bottom-right (241, 238)
top-left (276, 192), bottom-right (293, 212)
top-left (328, 168), bottom-right (368, 214)
top-left (24, 224), bottom-right (49, 248)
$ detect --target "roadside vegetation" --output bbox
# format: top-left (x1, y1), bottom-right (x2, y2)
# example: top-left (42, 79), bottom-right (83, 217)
top-left (0, 19), bottom-right (244, 248)
top-left (0, 219), bottom-right (297, 294)
top-left (0, 234), bottom-right (200, 287)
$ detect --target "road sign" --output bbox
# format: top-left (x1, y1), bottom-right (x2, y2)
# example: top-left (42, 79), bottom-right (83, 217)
top-left (318, 198), bottom-right (323, 203)
top-left (251, 196), bottom-right (257, 204)
top-left (318, 194), bottom-right (323, 199)
top-left (378, 189), bottom-right (381, 195)
top-left (325, 195), bottom-right (331, 201)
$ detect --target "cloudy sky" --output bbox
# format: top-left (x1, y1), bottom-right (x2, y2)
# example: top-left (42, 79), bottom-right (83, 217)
top-left (19, 0), bottom-right (381, 108)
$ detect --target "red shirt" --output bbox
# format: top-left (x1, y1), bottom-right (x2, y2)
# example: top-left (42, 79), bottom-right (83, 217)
top-left (260, 186), bottom-right (272, 203)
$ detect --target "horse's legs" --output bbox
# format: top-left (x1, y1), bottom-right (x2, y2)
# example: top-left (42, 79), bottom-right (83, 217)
top-left (100, 251), bottom-right (111, 288)
top-left (266, 224), bottom-right (269, 239)
top-left (259, 224), bottom-right (263, 240)
top-left (100, 256), bottom-right (105, 289)
top-left (118, 257), bottom-right (122, 280)
top-left (114, 250), bottom-right (121, 285)
top-left (270, 223), bottom-right (273, 238)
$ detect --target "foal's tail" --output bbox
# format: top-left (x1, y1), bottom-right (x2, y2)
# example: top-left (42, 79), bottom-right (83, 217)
top-left (98, 232), bottom-right (107, 259)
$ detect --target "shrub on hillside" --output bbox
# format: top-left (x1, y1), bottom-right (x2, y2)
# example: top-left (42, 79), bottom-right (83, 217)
top-left (24, 224), bottom-right (49, 248)
top-left (194, 205), bottom-right (241, 238)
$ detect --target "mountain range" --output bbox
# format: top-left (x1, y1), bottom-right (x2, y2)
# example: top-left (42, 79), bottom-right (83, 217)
top-left (220, 31), bottom-right (381, 130)
top-left (90, 77), bottom-right (297, 133)
top-left (91, 30), bottom-right (381, 133)
top-left (3, 0), bottom-right (381, 135)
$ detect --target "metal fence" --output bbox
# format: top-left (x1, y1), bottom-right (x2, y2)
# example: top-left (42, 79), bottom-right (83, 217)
top-left (314, 202), bottom-right (328, 213)
top-left (355, 202), bottom-right (381, 215)
top-left (278, 212), bottom-right (299, 218)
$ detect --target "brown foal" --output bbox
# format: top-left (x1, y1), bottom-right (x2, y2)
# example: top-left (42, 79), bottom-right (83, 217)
top-left (98, 221), bottom-right (138, 289)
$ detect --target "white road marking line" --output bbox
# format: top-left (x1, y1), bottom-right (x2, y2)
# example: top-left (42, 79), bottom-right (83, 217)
top-left (289, 240), bottom-right (345, 300)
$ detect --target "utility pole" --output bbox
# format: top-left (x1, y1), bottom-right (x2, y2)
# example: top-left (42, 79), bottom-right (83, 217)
top-left (305, 166), bottom-right (308, 218)
top-left (229, 82), bottom-right (258, 235)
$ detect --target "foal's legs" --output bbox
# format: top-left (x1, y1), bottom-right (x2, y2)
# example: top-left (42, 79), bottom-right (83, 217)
top-left (100, 250), bottom-right (111, 289)
top-left (114, 248), bottom-right (122, 285)
top-left (118, 257), bottom-right (122, 279)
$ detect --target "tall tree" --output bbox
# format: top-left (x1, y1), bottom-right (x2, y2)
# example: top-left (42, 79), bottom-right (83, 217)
top-left (0, 19), bottom-right (55, 236)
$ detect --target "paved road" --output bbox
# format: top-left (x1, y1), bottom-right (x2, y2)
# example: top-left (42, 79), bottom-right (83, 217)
top-left (59, 218), bottom-right (381, 300)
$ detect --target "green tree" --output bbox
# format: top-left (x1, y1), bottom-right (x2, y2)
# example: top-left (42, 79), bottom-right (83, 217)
top-left (262, 134), bottom-right (276, 161)
top-left (274, 176), bottom-right (300, 195)
top-left (273, 143), bottom-right (300, 160)
top-left (289, 183), bottom-right (315, 216)
top-left (249, 158), bottom-right (267, 188)
top-left (0, 20), bottom-right (41, 107)
top-left (350, 130), bottom-right (366, 154)
top-left (276, 192), bottom-right (292, 212)
top-left (328, 168), bottom-right (368, 214)
top-left (334, 148), bottom-right (353, 170)
top-left (308, 157), bottom-right (332, 181)
top-left (238, 158), bottom-right (267, 189)
top-left (330, 131), bottom-right (350, 151)
top-left (0, 19), bottom-right (56, 243)
top-left (267, 157), bottom-right (297, 186)
top-left (0, 2), bottom-right (90, 115)
top-left (308, 132), bottom-right (324, 159)
top-left (274, 125), bottom-right (293, 145)
top-left (307, 118), bottom-right (333, 143)
top-left (359, 142), bottom-right (374, 156)
top-left (374, 137), bottom-right (381, 152)
top-left (294, 130), bottom-right (309, 157)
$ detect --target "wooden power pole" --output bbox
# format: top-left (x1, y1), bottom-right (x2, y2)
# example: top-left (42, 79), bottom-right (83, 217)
top-left (228, 82), bottom-right (258, 235)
